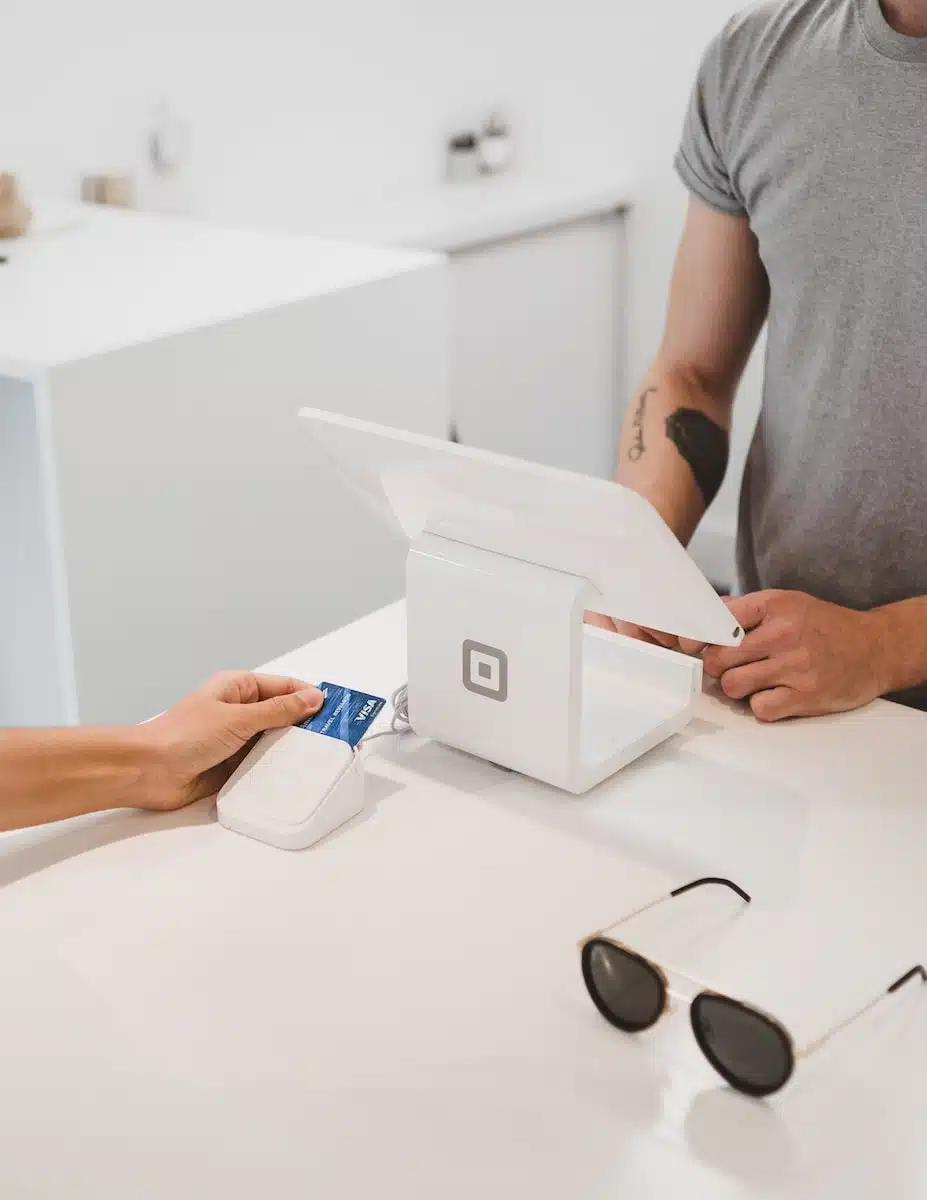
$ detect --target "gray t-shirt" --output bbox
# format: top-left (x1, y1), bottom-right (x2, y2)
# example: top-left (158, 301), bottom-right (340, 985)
top-left (676, 0), bottom-right (927, 709)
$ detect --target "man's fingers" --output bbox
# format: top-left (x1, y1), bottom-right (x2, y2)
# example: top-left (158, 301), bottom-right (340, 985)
top-left (679, 593), bottom-right (777, 661)
top-left (749, 687), bottom-right (798, 722)
top-left (584, 614), bottom-right (675, 647)
top-left (719, 657), bottom-right (786, 700)
top-left (618, 624), bottom-right (679, 649)
top-left (725, 592), bottom-right (772, 632)
top-left (702, 624), bottom-right (780, 677)
top-left (647, 628), bottom-right (680, 649)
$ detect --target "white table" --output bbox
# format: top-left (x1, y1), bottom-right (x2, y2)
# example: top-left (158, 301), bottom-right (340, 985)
top-left (1, 603), bottom-right (925, 1198)
top-left (0, 202), bottom-right (447, 728)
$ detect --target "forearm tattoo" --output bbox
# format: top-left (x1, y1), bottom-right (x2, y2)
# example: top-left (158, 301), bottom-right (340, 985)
top-left (664, 408), bottom-right (729, 508)
top-left (627, 387), bottom-right (656, 462)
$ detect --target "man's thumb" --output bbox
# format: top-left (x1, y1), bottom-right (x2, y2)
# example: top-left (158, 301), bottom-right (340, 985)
top-left (239, 687), bottom-right (324, 736)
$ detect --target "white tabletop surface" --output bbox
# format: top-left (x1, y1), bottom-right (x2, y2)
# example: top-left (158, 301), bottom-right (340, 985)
top-left (303, 171), bottom-right (631, 252)
top-left (0, 202), bottom-right (438, 375)
top-left (1, 602), bottom-right (925, 1198)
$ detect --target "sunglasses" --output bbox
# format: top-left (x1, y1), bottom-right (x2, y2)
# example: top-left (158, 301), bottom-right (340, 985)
top-left (579, 876), bottom-right (925, 1098)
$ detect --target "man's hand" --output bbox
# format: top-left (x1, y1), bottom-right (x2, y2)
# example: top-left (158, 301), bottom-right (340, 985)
top-left (140, 672), bottom-right (324, 810)
top-left (584, 611), bottom-right (681, 650)
top-left (701, 591), bottom-right (885, 721)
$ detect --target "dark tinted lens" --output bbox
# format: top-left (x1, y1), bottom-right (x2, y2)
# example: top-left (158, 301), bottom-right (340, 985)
top-left (582, 940), bottom-right (665, 1031)
top-left (691, 993), bottom-right (794, 1096)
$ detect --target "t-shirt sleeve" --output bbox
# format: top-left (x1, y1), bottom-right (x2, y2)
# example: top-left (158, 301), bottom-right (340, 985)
top-left (674, 30), bottom-right (746, 216)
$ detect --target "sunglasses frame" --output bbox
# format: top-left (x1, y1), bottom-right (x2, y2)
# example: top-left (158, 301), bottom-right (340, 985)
top-left (578, 876), bottom-right (925, 1098)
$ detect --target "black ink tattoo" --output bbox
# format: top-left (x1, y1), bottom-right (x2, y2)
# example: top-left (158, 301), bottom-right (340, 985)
top-left (628, 387), bottom-right (656, 462)
top-left (664, 408), bottom-right (729, 507)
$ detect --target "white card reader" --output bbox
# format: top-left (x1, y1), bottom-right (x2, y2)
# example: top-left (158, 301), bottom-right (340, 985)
top-left (217, 727), bottom-right (365, 851)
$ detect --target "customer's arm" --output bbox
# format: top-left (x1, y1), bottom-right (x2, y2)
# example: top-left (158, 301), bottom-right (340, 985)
top-left (588, 197), bottom-right (768, 640)
top-left (0, 672), bottom-right (322, 832)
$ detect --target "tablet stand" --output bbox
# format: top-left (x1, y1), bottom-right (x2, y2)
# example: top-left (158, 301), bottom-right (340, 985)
top-left (406, 533), bottom-right (702, 794)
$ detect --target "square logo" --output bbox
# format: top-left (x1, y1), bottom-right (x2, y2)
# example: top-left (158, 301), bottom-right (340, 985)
top-left (462, 640), bottom-right (508, 702)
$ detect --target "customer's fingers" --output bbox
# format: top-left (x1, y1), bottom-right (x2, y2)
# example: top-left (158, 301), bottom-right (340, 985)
top-left (198, 671), bottom-right (315, 705)
top-left (234, 687), bottom-right (324, 738)
top-left (247, 674), bottom-right (321, 703)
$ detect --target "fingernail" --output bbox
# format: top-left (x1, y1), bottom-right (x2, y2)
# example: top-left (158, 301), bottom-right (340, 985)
top-left (298, 687), bottom-right (324, 712)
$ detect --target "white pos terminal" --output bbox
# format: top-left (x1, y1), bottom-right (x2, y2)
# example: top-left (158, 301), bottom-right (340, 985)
top-left (300, 408), bottom-right (742, 795)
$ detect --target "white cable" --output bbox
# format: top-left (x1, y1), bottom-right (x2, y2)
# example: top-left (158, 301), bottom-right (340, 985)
top-left (359, 683), bottom-right (512, 773)
top-left (388, 683), bottom-right (410, 733)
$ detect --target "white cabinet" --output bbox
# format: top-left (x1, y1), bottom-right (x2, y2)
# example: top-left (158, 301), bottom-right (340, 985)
top-left (307, 175), bottom-right (630, 479)
top-left (0, 203), bottom-right (448, 726)
top-left (449, 211), bottom-right (625, 478)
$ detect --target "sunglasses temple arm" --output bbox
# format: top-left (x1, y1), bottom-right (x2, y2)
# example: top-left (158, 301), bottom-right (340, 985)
top-left (799, 964), bottom-right (927, 1059)
top-left (587, 877), bottom-right (752, 942)
top-left (593, 892), bottom-right (674, 938)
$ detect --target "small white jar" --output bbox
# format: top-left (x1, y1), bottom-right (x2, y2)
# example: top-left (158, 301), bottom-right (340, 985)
top-left (478, 114), bottom-right (513, 175)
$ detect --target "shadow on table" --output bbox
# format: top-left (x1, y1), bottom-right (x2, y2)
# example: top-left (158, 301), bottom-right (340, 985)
top-left (366, 728), bottom-right (809, 903)
top-left (371, 735), bottom-right (513, 794)
top-left (0, 764), bottom-right (410, 888)
top-left (314, 766), bottom-right (406, 849)
top-left (684, 985), bottom-right (927, 1193)
top-left (685, 1087), bottom-right (797, 1188)
top-left (481, 743), bottom-right (810, 905)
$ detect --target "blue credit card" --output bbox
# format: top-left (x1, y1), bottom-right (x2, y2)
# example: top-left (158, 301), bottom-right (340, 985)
top-left (300, 682), bottom-right (386, 749)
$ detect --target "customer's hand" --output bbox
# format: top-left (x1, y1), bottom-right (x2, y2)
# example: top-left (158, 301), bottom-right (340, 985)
top-left (139, 672), bottom-right (324, 810)
top-left (701, 591), bottom-right (883, 721)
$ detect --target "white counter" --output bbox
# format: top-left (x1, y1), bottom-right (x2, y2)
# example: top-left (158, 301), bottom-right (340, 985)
top-left (0, 602), bottom-right (924, 1197)
top-left (305, 171), bottom-right (631, 252)
top-left (0, 201), bottom-right (438, 374)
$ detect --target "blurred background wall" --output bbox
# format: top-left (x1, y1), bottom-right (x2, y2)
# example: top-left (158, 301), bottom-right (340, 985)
top-left (2, 0), bottom-right (761, 490)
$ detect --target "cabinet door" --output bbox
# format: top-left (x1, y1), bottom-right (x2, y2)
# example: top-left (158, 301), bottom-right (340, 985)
top-left (450, 213), bottom-right (625, 479)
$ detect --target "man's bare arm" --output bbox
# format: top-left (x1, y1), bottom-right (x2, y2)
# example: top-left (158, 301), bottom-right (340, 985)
top-left (874, 596), bottom-right (927, 697)
top-left (618, 197), bottom-right (769, 544)
top-left (604, 198), bottom-right (927, 717)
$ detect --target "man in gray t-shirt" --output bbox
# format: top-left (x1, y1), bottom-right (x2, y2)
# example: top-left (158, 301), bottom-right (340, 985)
top-left (591, 0), bottom-right (927, 717)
